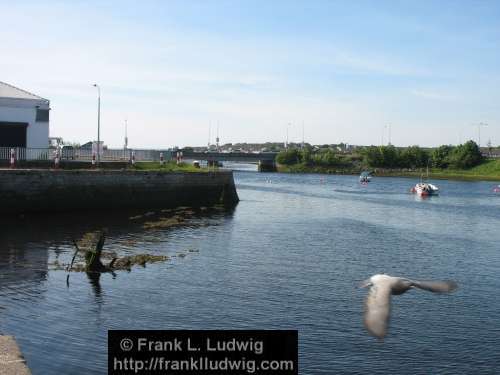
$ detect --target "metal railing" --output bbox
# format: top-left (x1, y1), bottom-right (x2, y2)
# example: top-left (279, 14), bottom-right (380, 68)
top-left (0, 147), bottom-right (172, 162)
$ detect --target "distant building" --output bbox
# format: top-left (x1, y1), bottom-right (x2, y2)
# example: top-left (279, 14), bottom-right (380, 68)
top-left (0, 81), bottom-right (50, 148)
top-left (49, 137), bottom-right (63, 148)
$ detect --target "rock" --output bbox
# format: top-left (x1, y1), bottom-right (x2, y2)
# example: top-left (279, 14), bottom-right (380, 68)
top-left (143, 216), bottom-right (184, 230)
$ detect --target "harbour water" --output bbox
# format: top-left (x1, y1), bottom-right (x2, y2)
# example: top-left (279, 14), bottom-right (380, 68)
top-left (1, 170), bottom-right (500, 374)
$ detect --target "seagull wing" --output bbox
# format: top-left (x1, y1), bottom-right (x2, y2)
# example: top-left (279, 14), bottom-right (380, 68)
top-left (407, 279), bottom-right (458, 293)
top-left (364, 280), bottom-right (392, 339)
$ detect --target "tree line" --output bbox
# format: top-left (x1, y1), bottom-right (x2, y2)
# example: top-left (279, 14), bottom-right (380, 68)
top-left (276, 140), bottom-right (484, 170)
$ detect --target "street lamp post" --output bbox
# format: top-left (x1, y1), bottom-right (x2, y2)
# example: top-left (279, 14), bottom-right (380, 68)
top-left (93, 84), bottom-right (101, 165)
top-left (285, 123), bottom-right (291, 150)
top-left (477, 122), bottom-right (487, 148)
top-left (381, 124), bottom-right (392, 146)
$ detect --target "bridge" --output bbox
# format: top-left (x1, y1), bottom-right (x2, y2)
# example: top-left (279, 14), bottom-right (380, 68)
top-left (0, 146), bottom-right (279, 171)
top-left (181, 151), bottom-right (278, 171)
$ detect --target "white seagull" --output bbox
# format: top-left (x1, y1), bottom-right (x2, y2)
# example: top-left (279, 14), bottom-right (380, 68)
top-left (361, 274), bottom-right (458, 339)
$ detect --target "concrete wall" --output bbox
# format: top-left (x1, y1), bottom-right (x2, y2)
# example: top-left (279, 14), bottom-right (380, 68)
top-left (0, 97), bottom-right (50, 148)
top-left (0, 170), bottom-right (239, 214)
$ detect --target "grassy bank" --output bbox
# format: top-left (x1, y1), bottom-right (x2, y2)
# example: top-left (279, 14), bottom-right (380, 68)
top-left (130, 161), bottom-right (211, 172)
top-left (277, 159), bottom-right (500, 181)
top-left (376, 159), bottom-right (500, 181)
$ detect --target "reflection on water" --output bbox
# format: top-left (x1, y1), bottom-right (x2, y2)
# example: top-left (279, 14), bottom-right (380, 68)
top-left (1, 172), bottom-right (500, 374)
top-left (86, 272), bottom-right (103, 300)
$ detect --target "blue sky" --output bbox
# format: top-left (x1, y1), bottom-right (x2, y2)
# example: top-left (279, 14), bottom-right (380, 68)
top-left (1, 0), bottom-right (499, 147)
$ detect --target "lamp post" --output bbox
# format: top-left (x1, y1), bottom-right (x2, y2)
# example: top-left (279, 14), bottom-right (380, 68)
top-left (381, 124), bottom-right (392, 146)
top-left (477, 122), bottom-right (487, 148)
top-left (301, 122), bottom-right (305, 149)
top-left (93, 84), bottom-right (101, 165)
top-left (285, 123), bottom-right (291, 150)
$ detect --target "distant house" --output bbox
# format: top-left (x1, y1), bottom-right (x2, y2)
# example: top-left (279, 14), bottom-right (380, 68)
top-left (49, 137), bottom-right (63, 148)
top-left (0, 81), bottom-right (50, 148)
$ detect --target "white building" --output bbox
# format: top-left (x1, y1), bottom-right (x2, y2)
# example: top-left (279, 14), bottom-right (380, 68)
top-left (0, 81), bottom-right (50, 148)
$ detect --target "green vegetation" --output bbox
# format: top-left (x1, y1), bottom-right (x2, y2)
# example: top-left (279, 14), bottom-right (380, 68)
top-left (360, 141), bottom-right (483, 169)
top-left (276, 148), bottom-right (361, 171)
top-left (428, 159), bottom-right (500, 181)
top-left (376, 160), bottom-right (500, 181)
top-left (130, 161), bottom-right (209, 172)
top-left (275, 141), bottom-right (500, 180)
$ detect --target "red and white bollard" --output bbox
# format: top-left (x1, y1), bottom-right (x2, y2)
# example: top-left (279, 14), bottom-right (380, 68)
top-left (131, 151), bottom-right (136, 165)
top-left (160, 152), bottom-right (164, 166)
top-left (10, 148), bottom-right (15, 169)
top-left (54, 149), bottom-right (60, 169)
top-left (92, 152), bottom-right (96, 167)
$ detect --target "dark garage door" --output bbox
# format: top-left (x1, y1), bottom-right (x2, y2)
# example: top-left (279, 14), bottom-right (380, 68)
top-left (0, 122), bottom-right (28, 147)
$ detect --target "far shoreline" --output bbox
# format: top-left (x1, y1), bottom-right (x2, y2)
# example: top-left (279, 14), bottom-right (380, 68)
top-left (275, 165), bottom-right (500, 182)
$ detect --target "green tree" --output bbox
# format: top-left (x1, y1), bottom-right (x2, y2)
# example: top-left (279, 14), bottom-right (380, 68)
top-left (311, 149), bottom-right (343, 167)
top-left (362, 146), bottom-right (383, 167)
top-left (300, 148), bottom-right (312, 165)
top-left (400, 146), bottom-right (429, 169)
top-left (276, 149), bottom-right (301, 165)
top-left (379, 145), bottom-right (399, 168)
top-left (448, 140), bottom-right (483, 169)
top-left (431, 145), bottom-right (453, 168)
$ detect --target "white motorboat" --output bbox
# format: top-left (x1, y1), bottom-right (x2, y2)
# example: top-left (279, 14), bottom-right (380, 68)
top-left (410, 182), bottom-right (439, 196)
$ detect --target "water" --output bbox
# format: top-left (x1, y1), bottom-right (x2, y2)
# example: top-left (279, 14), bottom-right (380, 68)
top-left (1, 172), bottom-right (500, 374)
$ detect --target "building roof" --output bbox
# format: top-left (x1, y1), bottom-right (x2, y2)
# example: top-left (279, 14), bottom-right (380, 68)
top-left (0, 81), bottom-right (48, 101)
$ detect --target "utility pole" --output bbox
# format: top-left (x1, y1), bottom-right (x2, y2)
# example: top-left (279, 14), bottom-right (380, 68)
top-left (477, 122), bottom-right (488, 147)
top-left (216, 122), bottom-right (220, 152)
top-left (208, 123), bottom-right (211, 150)
top-left (93, 84), bottom-right (101, 165)
top-left (302, 122), bottom-right (305, 149)
top-left (124, 119), bottom-right (128, 150)
top-left (285, 123), bottom-right (290, 150)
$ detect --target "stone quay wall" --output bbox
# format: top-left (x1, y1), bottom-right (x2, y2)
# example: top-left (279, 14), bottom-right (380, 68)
top-left (0, 169), bottom-right (239, 214)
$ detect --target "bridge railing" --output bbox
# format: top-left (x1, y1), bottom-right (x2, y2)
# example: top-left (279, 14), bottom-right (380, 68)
top-left (0, 148), bottom-right (51, 161)
top-left (181, 151), bottom-right (278, 162)
top-left (0, 147), bottom-right (173, 162)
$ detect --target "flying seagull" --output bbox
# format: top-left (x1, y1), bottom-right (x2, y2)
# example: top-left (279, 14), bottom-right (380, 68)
top-left (361, 274), bottom-right (458, 339)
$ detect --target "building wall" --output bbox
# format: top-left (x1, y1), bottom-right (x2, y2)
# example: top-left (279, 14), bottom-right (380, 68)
top-left (0, 97), bottom-right (50, 148)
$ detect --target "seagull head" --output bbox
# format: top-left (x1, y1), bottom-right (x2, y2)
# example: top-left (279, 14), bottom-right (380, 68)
top-left (359, 279), bottom-right (372, 288)
top-left (360, 274), bottom-right (391, 288)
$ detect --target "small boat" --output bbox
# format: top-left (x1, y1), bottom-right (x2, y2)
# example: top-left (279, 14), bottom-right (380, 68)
top-left (410, 182), bottom-right (439, 196)
top-left (359, 171), bottom-right (372, 184)
top-left (410, 166), bottom-right (439, 197)
top-left (493, 185), bottom-right (500, 193)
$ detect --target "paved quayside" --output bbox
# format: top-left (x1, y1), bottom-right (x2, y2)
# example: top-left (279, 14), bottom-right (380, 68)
top-left (0, 336), bottom-right (31, 375)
